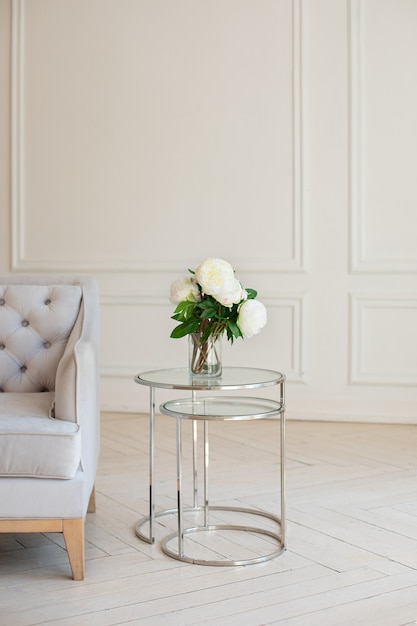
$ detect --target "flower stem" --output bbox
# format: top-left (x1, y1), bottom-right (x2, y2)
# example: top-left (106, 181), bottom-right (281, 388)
top-left (189, 325), bottom-right (222, 375)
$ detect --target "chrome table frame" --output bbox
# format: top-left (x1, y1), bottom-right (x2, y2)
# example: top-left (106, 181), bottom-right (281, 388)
top-left (134, 367), bottom-right (286, 566)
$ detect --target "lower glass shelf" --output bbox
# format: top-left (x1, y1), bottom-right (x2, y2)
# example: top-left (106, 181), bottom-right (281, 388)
top-left (160, 396), bottom-right (284, 421)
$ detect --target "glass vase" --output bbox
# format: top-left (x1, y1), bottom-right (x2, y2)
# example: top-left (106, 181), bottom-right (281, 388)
top-left (188, 332), bottom-right (222, 378)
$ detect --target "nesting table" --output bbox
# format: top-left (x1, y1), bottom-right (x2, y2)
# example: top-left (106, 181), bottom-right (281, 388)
top-left (134, 367), bottom-right (286, 566)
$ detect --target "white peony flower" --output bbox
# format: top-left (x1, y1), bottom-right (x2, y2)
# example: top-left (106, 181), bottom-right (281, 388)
top-left (195, 258), bottom-right (236, 296)
top-left (170, 276), bottom-right (200, 304)
top-left (237, 299), bottom-right (267, 339)
top-left (214, 279), bottom-right (245, 307)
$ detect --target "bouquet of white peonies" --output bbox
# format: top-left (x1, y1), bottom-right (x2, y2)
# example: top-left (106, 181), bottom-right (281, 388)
top-left (170, 257), bottom-right (267, 344)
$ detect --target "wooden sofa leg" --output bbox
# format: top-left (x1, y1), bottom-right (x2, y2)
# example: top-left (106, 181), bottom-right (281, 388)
top-left (63, 518), bottom-right (85, 581)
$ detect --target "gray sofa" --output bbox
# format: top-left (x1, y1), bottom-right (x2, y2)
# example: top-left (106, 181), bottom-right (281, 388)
top-left (0, 275), bottom-right (100, 579)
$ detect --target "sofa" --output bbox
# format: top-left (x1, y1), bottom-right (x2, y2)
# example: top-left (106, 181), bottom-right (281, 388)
top-left (0, 275), bottom-right (100, 580)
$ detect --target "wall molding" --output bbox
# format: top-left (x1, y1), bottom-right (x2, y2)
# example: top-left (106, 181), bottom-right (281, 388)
top-left (11, 0), bottom-right (24, 271)
top-left (349, 292), bottom-right (417, 386)
top-left (10, 0), bottom-right (307, 275)
top-left (290, 0), bottom-right (307, 273)
top-left (348, 0), bottom-right (417, 274)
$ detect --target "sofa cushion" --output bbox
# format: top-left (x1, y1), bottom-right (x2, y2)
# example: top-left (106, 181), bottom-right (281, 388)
top-left (0, 285), bottom-right (82, 393)
top-left (0, 392), bottom-right (81, 479)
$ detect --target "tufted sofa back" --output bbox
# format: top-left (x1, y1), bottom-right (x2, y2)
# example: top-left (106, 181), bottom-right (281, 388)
top-left (0, 285), bottom-right (82, 393)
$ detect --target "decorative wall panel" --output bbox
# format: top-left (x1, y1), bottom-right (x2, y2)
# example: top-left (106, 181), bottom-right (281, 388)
top-left (11, 0), bottom-right (305, 274)
top-left (349, 0), bottom-right (417, 273)
top-left (350, 293), bottom-right (417, 385)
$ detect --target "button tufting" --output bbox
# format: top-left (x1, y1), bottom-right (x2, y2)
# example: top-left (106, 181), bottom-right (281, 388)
top-left (22, 319), bottom-right (29, 327)
top-left (20, 365), bottom-right (27, 373)
top-left (0, 298), bottom-right (5, 306)
top-left (0, 343), bottom-right (5, 350)
top-left (45, 299), bottom-right (51, 305)
top-left (44, 341), bottom-right (51, 349)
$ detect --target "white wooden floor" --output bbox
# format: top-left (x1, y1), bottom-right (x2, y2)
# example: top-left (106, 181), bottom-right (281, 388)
top-left (1, 413), bottom-right (417, 625)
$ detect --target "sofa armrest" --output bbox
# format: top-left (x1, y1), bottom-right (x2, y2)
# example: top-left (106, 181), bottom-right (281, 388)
top-left (54, 278), bottom-right (100, 479)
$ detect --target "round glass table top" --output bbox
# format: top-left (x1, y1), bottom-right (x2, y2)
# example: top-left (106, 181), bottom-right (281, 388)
top-left (134, 367), bottom-right (284, 391)
top-left (160, 396), bottom-right (284, 421)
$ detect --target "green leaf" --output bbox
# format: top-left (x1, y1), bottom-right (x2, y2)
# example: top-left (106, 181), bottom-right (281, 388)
top-left (173, 301), bottom-right (186, 312)
top-left (228, 320), bottom-right (241, 339)
top-left (170, 318), bottom-right (200, 338)
top-left (198, 300), bottom-right (217, 312)
top-left (171, 312), bottom-right (185, 322)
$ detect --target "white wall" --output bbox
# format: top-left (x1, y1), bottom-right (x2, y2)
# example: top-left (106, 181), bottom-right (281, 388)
top-left (1, 0), bottom-right (416, 421)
